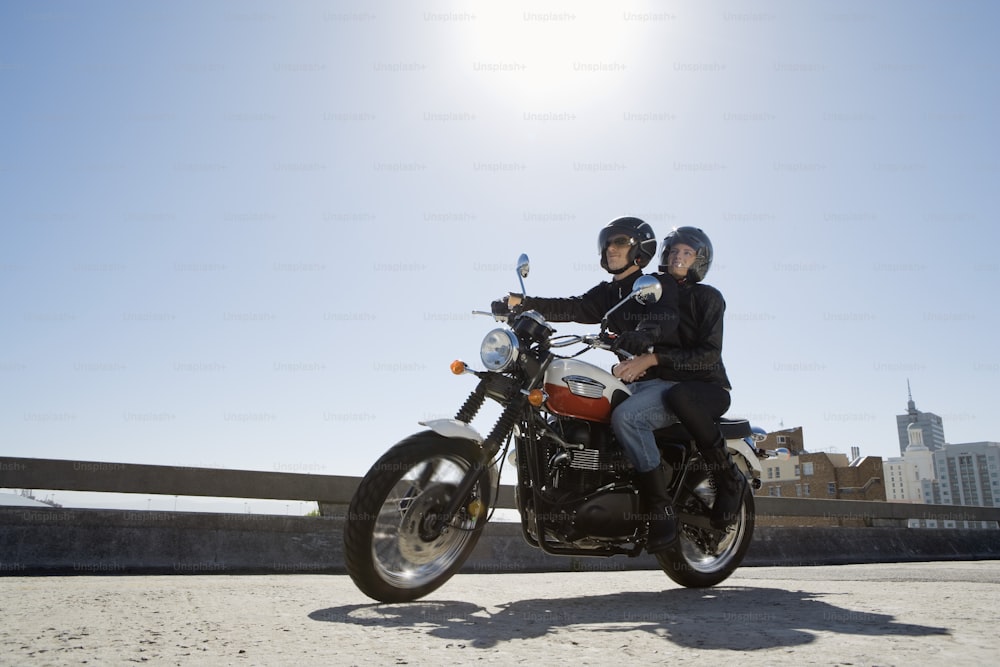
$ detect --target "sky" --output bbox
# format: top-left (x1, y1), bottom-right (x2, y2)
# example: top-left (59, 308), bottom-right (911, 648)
top-left (2, 1), bottom-right (998, 512)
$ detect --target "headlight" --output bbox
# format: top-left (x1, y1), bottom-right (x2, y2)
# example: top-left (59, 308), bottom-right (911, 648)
top-left (480, 328), bottom-right (519, 371)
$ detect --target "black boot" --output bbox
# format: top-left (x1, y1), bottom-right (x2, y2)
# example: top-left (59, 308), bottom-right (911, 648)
top-left (635, 467), bottom-right (678, 554)
top-left (700, 439), bottom-right (748, 529)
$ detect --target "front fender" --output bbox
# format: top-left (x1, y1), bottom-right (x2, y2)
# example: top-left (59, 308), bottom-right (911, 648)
top-left (418, 419), bottom-right (484, 444)
top-left (410, 422), bottom-right (498, 502)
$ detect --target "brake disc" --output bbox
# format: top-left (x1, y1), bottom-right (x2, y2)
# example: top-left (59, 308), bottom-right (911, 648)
top-left (396, 483), bottom-right (463, 564)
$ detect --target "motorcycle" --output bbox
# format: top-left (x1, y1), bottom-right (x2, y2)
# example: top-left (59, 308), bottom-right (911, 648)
top-left (344, 255), bottom-right (788, 603)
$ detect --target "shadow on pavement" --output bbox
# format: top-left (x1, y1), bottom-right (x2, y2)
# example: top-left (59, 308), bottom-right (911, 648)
top-left (309, 586), bottom-right (950, 650)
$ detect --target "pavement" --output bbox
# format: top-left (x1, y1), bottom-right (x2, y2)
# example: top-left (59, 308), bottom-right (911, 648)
top-left (1, 561), bottom-right (998, 666)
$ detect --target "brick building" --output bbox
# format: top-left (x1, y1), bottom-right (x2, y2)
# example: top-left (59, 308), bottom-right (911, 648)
top-left (754, 426), bottom-right (886, 527)
top-left (758, 452), bottom-right (886, 502)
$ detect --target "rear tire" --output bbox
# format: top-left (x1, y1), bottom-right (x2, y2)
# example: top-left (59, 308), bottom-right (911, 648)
top-left (658, 477), bottom-right (755, 588)
top-left (343, 431), bottom-right (493, 603)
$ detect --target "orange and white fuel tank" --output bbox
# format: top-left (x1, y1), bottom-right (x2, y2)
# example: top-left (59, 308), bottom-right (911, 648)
top-left (542, 358), bottom-right (631, 423)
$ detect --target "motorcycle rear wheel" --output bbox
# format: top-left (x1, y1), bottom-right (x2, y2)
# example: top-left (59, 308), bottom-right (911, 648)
top-left (657, 481), bottom-right (755, 588)
top-left (343, 431), bottom-right (493, 603)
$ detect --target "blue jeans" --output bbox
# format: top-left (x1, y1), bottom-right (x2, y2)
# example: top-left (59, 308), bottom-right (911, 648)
top-left (610, 379), bottom-right (678, 473)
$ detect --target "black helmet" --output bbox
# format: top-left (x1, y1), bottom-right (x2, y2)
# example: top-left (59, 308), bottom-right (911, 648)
top-left (598, 216), bottom-right (657, 274)
top-left (660, 226), bottom-right (714, 282)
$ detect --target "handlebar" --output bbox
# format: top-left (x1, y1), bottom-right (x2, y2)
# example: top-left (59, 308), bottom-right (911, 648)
top-left (549, 333), bottom-right (635, 360)
top-left (473, 310), bottom-right (636, 359)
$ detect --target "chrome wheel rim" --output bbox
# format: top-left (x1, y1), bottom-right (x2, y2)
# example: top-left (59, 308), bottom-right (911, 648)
top-left (371, 455), bottom-right (482, 589)
top-left (679, 477), bottom-right (748, 573)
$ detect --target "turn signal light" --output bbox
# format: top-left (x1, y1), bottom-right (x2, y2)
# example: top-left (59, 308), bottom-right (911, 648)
top-left (450, 360), bottom-right (467, 375)
top-left (527, 389), bottom-right (545, 407)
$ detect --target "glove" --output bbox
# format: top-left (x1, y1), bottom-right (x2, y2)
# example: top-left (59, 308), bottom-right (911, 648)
top-left (491, 293), bottom-right (526, 321)
top-left (491, 297), bottom-right (511, 318)
top-left (612, 329), bottom-right (655, 356)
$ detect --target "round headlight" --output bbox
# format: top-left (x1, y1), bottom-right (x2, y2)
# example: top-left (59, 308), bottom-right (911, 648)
top-left (480, 328), bottom-right (519, 371)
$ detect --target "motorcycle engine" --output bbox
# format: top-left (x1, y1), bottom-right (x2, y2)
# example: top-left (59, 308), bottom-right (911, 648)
top-left (531, 418), bottom-right (642, 542)
top-left (545, 419), bottom-right (629, 497)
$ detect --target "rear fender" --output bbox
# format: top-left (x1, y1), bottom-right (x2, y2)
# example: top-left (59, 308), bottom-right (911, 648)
top-left (726, 439), bottom-right (762, 476)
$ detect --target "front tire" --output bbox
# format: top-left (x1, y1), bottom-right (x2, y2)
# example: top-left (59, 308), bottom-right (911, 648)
top-left (658, 476), bottom-right (755, 588)
top-left (343, 431), bottom-right (493, 603)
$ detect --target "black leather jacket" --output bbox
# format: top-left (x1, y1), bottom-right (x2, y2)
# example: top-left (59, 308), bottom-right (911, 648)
top-left (521, 271), bottom-right (679, 342)
top-left (652, 280), bottom-right (731, 389)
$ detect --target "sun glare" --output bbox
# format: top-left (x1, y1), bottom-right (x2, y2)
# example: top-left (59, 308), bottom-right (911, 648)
top-left (455, 6), bottom-right (652, 110)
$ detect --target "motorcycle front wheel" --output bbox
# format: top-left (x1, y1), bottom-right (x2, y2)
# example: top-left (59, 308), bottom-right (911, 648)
top-left (343, 431), bottom-right (493, 603)
top-left (657, 476), bottom-right (755, 588)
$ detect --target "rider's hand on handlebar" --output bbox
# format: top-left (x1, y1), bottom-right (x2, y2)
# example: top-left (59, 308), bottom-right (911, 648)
top-left (596, 331), bottom-right (617, 348)
top-left (611, 329), bottom-right (655, 356)
top-left (490, 293), bottom-right (525, 323)
top-left (490, 292), bottom-right (524, 317)
top-left (490, 297), bottom-right (511, 318)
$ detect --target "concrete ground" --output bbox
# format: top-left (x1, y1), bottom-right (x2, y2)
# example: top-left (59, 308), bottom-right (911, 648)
top-left (1, 561), bottom-right (997, 666)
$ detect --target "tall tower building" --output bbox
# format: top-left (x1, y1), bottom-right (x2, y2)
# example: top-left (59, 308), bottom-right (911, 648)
top-left (896, 381), bottom-right (945, 456)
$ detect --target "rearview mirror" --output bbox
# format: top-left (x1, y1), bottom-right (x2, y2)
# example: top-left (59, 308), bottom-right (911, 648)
top-left (515, 254), bottom-right (529, 296)
top-left (601, 275), bottom-right (662, 331)
top-left (516, 254), bottom-right (530, 279)
top-left (630, 275), bottom-right (662, 305)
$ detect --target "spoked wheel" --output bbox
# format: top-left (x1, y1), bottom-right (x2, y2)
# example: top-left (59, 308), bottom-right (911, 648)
top-left (343, 431), bottom-right (493, 603)
top-left (658, 471), bottom-right (755, 588)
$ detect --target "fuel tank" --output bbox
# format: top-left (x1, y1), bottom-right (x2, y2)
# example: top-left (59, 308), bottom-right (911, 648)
top-left (543, 358), bottom-right (631, 423)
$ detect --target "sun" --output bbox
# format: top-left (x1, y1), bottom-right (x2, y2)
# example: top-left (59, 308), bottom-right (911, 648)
top-left (452, 5), bottom-right (651, 110)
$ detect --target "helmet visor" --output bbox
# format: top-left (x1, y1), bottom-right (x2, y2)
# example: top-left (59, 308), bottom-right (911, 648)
top-left (605, 235), bottom-right (636, 249)
top-left (598, 228), bottom-right (637, 254)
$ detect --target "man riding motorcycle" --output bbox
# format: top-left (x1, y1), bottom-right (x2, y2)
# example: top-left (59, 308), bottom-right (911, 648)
top-left (492, 216), bottom-right (683, 552)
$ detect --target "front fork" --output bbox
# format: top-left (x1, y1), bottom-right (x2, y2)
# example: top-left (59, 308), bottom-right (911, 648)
top-left (429, 348), bottom-right (552, 533)
top-left (429, 387), bottom-right (529, 532)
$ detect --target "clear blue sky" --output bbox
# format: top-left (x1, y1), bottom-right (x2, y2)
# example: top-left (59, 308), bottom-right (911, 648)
top-left (2, 2), bottom-right (998, 510)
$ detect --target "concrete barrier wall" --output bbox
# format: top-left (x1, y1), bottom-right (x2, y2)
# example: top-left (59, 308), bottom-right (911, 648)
top-left (3, 456), bottom-right (997, 524)
top-left (4, 456), bottom-right (999, 575)
top-left (3, 507), bottom-right (998, 576)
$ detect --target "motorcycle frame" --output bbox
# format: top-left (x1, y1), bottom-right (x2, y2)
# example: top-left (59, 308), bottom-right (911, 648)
top-left (427, 341), bottom-right (761, 557)
top-left (515, 403), bottom-right (747, 558)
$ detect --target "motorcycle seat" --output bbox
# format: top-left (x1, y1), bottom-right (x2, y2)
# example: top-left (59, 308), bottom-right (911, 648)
top-left (653, 417), bottom-right (753, 442)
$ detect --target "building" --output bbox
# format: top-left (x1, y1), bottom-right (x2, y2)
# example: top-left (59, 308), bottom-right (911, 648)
top-left (896, 381), bottom-right (945, 455)
top-left (755, 428), bottom-right (886, 527)
top-left (756, 427), bottom-right (885, 502)
top-left (885, 458), bottom-right (918, 503)
top-left (884, 423), bottom-right (937, 504)
top-left (925, 442), bottom-right (1000, 528)
top-left (757, 451), bottom-right (886, 526)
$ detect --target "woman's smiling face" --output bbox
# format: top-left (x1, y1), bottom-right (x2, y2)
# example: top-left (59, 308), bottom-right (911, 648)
top-left (664, 243), bottom-right (697, 279)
